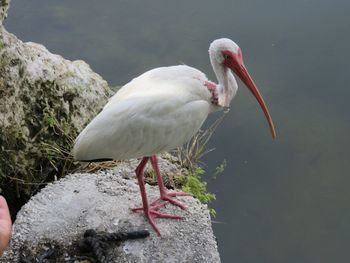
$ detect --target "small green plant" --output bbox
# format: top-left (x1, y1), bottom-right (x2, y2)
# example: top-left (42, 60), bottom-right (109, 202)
top-left (175, 166), bottom-right (216, 216)
top-left (214, 159), bottom-right (226, 179)
top-left (182, 167), bottom-right (215, 203)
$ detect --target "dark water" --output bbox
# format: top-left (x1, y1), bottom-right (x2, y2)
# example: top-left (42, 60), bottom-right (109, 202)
top-left (5, 0), bottom-right (350, 262)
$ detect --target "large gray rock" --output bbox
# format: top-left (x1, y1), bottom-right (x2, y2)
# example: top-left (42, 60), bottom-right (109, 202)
top-left (1, 158), bottom-right (221, 262)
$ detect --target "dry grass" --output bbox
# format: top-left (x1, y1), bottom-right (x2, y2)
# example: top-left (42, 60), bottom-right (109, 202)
top-left (175, 110), bottom-right (228, 171)
top-left (78, 160), bottom-right (122, 173)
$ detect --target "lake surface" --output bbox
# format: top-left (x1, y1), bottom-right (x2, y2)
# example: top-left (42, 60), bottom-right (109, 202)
top-left (5, 0), bottom-right (350, 262)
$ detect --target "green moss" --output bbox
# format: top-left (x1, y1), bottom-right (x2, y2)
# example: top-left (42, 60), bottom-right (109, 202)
top-left (0, 53), bottom-right (10, 67)
top-left (0, 80), bottom-right (81, 214)
top-left (0, 39), bottom-right (5, 50)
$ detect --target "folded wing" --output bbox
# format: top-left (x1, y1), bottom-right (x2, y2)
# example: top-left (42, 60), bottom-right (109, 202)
top-left (73, 94), bottom-right (210, 161)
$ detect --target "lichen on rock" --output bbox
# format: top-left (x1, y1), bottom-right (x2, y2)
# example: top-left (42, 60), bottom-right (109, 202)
top-left (0, 0), bottom-right (10, 25)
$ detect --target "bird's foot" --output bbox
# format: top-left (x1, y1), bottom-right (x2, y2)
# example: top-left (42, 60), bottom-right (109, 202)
top-left (131, 191), bottom-right (191, 212)
top-left (130, 191), bottom-right (191, 235)
top-left (131, 206), bottom-right (183, 236)
top-left (145, 208), bottom-right (183, 236)
top-left (151, 191), bottom-right (192, 210)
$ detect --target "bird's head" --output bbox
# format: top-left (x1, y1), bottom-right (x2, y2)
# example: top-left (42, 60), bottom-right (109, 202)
top-left (209, 38), bottom-right (276, 139)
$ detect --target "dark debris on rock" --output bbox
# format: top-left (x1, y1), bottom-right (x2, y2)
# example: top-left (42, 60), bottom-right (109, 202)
top-left (18, 229), bottom-right (150, 263)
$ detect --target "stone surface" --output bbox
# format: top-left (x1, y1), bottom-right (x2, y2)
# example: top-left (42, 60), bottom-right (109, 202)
top-left (1, 158), bottom-right (221, 262)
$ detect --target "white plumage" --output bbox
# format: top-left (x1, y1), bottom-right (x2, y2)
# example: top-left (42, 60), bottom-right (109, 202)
top-left (73, 65), bottom-right (215, 161)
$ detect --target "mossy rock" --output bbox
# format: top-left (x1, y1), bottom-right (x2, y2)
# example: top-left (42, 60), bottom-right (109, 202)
top-left (0, 27), bottom-right (111, 216)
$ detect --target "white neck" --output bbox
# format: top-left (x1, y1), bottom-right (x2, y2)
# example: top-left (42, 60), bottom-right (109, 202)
top-left (210, 55), bottom-right (238, 107)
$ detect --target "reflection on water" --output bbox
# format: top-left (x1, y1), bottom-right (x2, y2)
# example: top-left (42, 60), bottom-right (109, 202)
top-left (5, 0), bottom-right (350, 262)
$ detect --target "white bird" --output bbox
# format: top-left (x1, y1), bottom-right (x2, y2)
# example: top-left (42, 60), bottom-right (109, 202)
top-left (73, 38), bottom-right (276, 235)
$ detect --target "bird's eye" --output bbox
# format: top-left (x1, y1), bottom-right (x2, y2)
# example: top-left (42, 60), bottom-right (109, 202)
top-left (223, 54), bottom-right (230, 60)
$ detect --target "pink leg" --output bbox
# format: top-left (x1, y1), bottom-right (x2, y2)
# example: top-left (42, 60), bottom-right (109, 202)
top-left (131, 157), bottom-right (182, 236)
top-left (149, 155), bottom-right (192, 209)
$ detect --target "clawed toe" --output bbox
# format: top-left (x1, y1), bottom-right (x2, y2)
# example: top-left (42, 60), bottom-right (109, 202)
top-left (153, 191), bottom-right (191, 210)
top-left (131, 193), bottom-right (188, 235)
top-left (145, 208), bottom-right (183, 236)
top-left (167, 191), bottom-right (192, 197)
top-left (131, 201), bottom-right (166, 212)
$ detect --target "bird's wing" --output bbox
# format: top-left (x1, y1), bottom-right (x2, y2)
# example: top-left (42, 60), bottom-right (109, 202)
top-left (73, 94), bottom-right (210, 161)
top-left (104, 65), bottom-right (210, 109)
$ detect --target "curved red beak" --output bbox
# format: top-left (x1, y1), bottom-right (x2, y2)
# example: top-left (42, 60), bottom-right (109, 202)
top-left (224, 49), bottom-right (276, 139)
